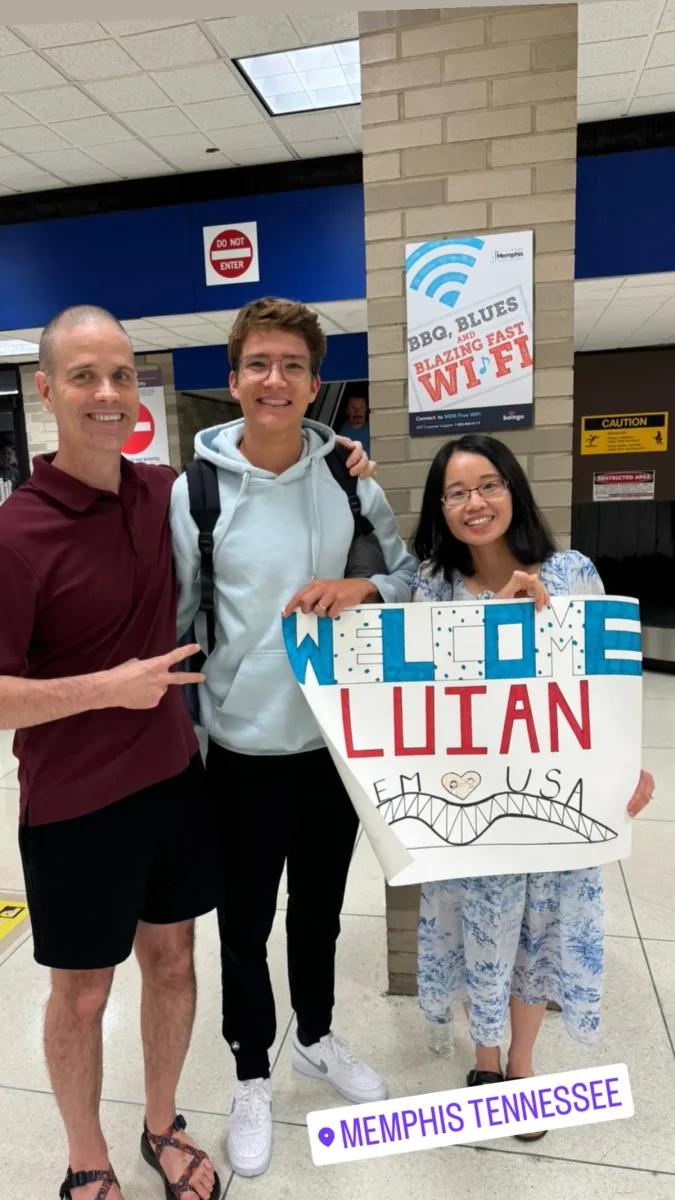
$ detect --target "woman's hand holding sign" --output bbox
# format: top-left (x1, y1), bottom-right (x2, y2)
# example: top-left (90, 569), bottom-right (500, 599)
top-left (627, 769), bottom-right (654, 818)
top-left (284, 578), bottom-right (380, 620)
top-left (496, 570), bottom-right (550, 612)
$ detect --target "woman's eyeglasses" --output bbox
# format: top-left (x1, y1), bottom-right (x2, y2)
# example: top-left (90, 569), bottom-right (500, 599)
top-left (442, 478), bottom-right (509, 509)
top-left (239, 354), bottom-right (312, 382)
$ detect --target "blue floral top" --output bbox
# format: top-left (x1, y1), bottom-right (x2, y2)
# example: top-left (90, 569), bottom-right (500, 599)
top-left (413, 549), bottom-right (608, 1047)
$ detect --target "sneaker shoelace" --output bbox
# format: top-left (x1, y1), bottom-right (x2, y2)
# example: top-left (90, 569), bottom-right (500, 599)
top-left (325, 1034), bottom-right (360, 1073)
top-left (236, 1081), bottom-right (270, 1129)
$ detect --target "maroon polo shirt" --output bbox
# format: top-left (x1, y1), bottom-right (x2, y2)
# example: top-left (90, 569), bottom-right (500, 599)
top-left (0, 454), bottom-right (197, 826)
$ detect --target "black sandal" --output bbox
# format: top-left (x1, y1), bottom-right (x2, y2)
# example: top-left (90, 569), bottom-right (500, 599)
top-left (141, 1114), bottom-right (220, 1199)
top-left (507, 1077), bottom-right (548, 1142)
top-left (59, 1167), bottom-right (119, 1198)
top-left (466, 1068), bottom-right (504, 1087)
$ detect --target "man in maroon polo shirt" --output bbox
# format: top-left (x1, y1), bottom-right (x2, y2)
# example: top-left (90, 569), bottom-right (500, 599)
top-left (0, 306), bottom-right (220, 1200)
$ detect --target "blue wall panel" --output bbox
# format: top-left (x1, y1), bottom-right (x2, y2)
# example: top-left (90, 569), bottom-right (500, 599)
top-left (0, 184), bottom-right (365, 332)
top-left (576, 147), bottom-right (675, 279)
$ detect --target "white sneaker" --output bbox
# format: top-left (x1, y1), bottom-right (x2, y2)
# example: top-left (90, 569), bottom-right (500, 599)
top-left (227, 1077), bottom-right (273, 1177)
top-left (292, 1031), bottom-right (389, 1103)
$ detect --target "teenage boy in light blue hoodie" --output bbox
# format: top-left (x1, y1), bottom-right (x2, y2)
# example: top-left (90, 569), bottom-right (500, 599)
top-left (170, 297), bottom-right (417, 1178)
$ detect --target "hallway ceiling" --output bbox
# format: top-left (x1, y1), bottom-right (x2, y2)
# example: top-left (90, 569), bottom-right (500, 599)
top-left (0, 7), bottom-right (674, 195)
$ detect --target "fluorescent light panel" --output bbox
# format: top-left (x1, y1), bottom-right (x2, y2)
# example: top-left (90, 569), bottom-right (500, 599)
top-left (237, 40), bottom-right (360, 115)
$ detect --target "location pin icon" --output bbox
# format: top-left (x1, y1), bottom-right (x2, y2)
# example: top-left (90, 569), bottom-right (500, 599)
top-left (318, 1127), bottom-right (335, 1147)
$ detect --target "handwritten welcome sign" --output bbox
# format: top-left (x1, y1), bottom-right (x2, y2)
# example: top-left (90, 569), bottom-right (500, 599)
top-left (282, 597), bottom-right (642, 885)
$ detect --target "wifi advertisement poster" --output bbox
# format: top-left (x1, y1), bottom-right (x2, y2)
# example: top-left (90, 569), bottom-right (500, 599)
top-left (405, 231), bottom-right (534, 438)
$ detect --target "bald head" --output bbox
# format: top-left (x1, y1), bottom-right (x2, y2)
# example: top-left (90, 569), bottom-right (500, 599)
top-left (39, 305), bottom-right (132, 376)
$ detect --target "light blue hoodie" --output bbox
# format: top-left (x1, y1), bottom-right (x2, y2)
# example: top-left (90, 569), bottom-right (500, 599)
top-left (170, 418), bottom-right (418, 756)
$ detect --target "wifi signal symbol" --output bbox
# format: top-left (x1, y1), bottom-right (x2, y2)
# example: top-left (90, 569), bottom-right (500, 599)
top-left (405, 237), bottom-right (486, 309)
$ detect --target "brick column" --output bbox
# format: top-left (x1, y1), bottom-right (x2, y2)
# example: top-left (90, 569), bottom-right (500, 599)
top-left (359, 5), bottom-right (578, 995)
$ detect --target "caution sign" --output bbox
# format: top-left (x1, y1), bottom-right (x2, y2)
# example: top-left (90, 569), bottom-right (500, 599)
top-left (593, 471), bottom-right (655, 502)
top-left (581, 412), bottom-right (668, 455)
top-left (0, 898), bottom-right (29, 944)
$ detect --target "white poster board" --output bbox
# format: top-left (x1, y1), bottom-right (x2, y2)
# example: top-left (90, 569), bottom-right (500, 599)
top-left (122, 369), bottom-right (170, 466)
top-left (406, 230), bottom-right (534, 438)
top-left (282, 597), bottom-right (642, 886)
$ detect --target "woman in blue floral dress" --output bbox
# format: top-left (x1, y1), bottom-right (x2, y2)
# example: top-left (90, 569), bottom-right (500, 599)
top-left (411, 434), bottom-right (653, 1140)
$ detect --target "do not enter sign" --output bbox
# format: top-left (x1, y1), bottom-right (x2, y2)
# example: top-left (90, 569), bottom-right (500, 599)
top-left (203, 221), bottom-right (260, 287)
top-left (209, 229), bottom-right (252, 279)
top-left (123, 403), bottom-right (155, 456)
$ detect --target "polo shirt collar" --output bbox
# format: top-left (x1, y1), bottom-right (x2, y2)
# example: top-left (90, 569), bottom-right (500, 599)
top-left (31, 453), bottom-right (145, 512)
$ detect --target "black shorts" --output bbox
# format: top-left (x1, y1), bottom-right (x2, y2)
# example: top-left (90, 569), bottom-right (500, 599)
top-left (19, 754), bottom-right (220, 971)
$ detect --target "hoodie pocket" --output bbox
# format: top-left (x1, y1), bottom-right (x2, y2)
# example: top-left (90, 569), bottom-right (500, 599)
top-left (216, 651), bottom-right (288, 721)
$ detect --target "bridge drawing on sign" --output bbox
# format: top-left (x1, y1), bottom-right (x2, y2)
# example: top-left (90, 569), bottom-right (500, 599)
top-left (374, 773), bottom-right (617, 848)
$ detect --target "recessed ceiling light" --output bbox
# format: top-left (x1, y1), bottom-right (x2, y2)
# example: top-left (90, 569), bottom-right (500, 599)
top-left (236, 40), bottom-right (361, 116)
top-left (0, 339), bottom-right (39, 358)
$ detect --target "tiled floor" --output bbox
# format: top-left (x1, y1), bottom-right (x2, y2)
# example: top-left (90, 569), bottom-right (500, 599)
top-left (0, 672), bottom-right (673, 1198)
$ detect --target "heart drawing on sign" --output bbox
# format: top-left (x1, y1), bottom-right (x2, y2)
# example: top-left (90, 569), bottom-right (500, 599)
top-left (441, 771), bottom-right (482, 801)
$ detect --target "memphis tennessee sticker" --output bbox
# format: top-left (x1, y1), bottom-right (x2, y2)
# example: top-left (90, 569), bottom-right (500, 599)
top-left (282, 597), bottom-right (642, 886)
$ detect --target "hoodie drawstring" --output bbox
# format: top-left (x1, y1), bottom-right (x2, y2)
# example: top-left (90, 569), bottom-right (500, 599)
top-left (309, 458), bottom-right (321, 581)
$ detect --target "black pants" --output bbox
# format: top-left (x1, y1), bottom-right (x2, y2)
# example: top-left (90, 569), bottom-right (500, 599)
top-left (207, 740), bottom-right (360, 1081)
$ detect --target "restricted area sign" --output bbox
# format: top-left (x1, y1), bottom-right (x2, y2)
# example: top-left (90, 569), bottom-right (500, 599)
top-left (123, 403), bottom-right (155, 456)
top-left (203, 220), bottom-right (260, 287)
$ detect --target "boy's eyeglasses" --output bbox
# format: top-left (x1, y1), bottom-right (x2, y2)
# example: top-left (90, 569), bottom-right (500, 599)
top-left (239, 354), bottom-right (312, 382)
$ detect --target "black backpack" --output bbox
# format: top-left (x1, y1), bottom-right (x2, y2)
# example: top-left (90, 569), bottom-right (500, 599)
top-left (183, 443), bottom-right (388, 658)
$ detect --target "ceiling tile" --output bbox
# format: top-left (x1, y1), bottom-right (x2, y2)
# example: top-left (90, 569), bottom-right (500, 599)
top-left (227, 145), bottom-right (294, 165)
top-left (146, 131), bottom-right (215, 157)
top-left (168, 324), bottom-right (228, 343)
top-left (9, 173), bottom-right (65, 192)
top-left (14, 23), bottom-right (105, 48)
top-left (637, 65), bottom-right (675, 95)
top-left (578, 36), bottom-right (646, 77)
top-left (207, 122), bottom-right (281, 153)
top-left (578, 0), bottom-right (655, 41)
top-left (0, 125), bottom-right (70, 153)
top-left (276, 110), bottom-right (347, 141)
top-left (660, 1), bottom-right (675, 31)
top-left (115, 161), bottom-right (177, 178)
top-left (170, 153), bottom-right (233, 172)
top-left (101, 21), bottom-right (191, 37)
top-left (0, 153), bottom-right (53, 180)
top-left (51, 115), bottom-right (131, 147)
top-left (207, 16), bottom-right (303, 58)
top-left (0, 28), bottom-right (30, 56)
top-left (0, 96), bottom-right (36, 127)
top-left (578, 101), bottom-right (628, 122)
top-left (152, 63), bottom-right (244, 105)
top-left (44, 40), bottom-right (142, 82)
top-left (62, 165), bottom-right (123, 184)
top-left (294, 137), bottom-right (354, 158)
top-left (196, 310), bottom-right (238, 327)
top-left (121, 25), bottom-right (217, 71)
top-left (11, 86), bottom-right (103, 122)
top-left (24, 147), bottom-right (100, 174)
top-left (0, 182), bottom-right (16, 194)
top-left (183, 95), bottom-right (261, 130)
top-left (646, 31), bottom-right (675, 69)
top-left (336, 106), bottom-right (362, 140)
top-left (84, 74), bottom-right (173, 112)
top-left (121, 107), bottom-right (198, 137)
top-left (577, 72), bottom-right (634, 104)
top-left (147, 312), bottom-right (209, 327)
top-left (0, 51), bottom-right (65, 93)
top-left (292, 14), bottom-right (359, 44)
top-left (87, 140), bottom-right (164, 168)
top-left (629, 92), bottom-right (675, 115)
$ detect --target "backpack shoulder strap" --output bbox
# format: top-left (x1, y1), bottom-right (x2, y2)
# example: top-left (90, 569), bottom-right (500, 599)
top-left (184, 459), bottom-right (220, 654)
top-left (325, 445), bottom-right (374, 536)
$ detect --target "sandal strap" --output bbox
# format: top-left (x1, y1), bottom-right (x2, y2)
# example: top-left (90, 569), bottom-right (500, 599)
top-left (60, 1167), bottom-right (118, 1199)
top-left (144, 1114), bottom-right (208, 1197)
